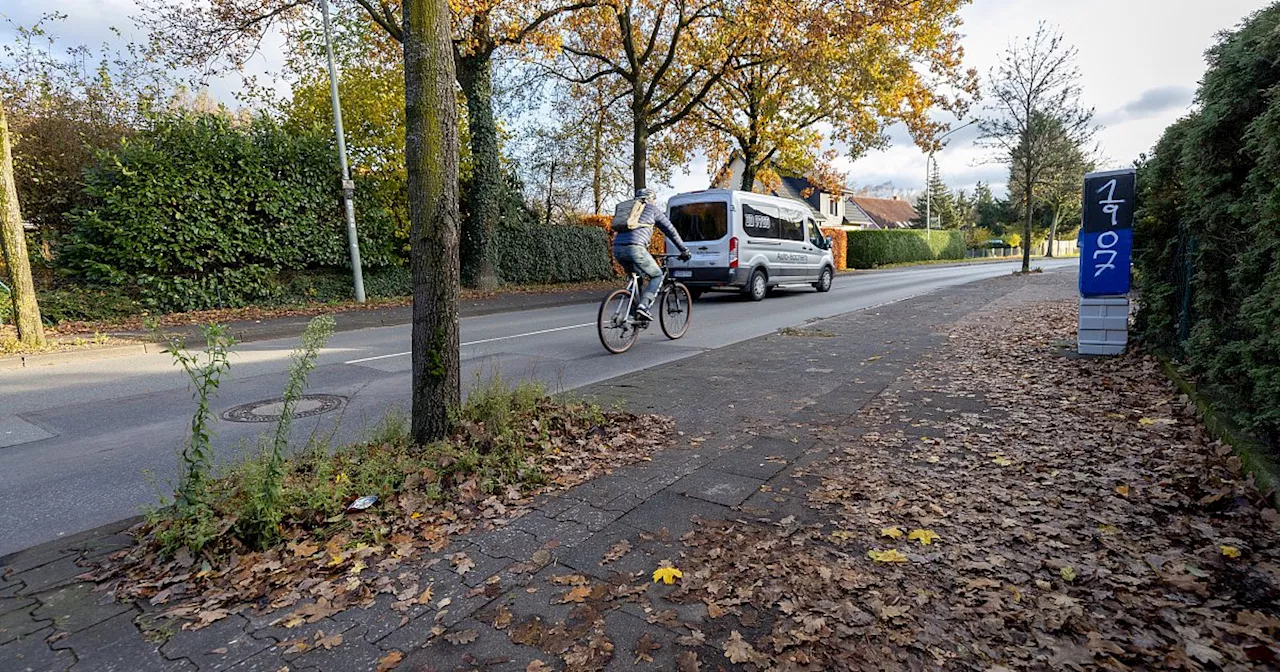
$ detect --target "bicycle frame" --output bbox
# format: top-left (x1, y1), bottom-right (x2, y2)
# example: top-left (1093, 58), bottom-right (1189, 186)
top-left (607, 255), bottom-right (681, 329)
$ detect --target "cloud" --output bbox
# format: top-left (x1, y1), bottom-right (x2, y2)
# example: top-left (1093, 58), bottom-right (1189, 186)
top-left (1097, 85), bottom-right (1195, 126)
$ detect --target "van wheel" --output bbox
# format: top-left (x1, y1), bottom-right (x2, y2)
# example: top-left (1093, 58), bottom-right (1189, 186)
top-left (814, 266), bottom-right (833, 293)
top-left (744, 269), bottom-right (768, 302)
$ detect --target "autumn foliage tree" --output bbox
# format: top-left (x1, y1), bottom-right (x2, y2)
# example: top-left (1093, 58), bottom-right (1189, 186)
top-left (558, 0), bottom-right (734, 190)
top-left (700, 0), bottom-right (975, 192)
top-left (979, 23), bottom-right (1094, 273)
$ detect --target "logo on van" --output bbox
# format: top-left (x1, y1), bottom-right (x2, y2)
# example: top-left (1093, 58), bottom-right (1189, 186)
top-left (745, 212), bottom-right (771, 230)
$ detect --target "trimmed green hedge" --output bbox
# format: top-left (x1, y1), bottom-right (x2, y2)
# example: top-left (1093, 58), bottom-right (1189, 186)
top-left (1133, 4), bottom-right (1280, 446)
top-left (491, 222), bottom-right (614, 285)
top-left (845, 230), bottom-right (965, 269)
top-left (60, 113), bottom-right (401, 312)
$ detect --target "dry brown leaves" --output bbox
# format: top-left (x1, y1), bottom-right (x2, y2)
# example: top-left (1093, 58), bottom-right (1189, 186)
top-left (674, 279), bottom-right (1280, 669)
top-left (84, 407), bottom-right (674, 634)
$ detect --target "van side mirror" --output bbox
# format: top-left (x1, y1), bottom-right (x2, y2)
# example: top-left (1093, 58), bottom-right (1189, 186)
top-left (824, 235), bottom-right (833, 249)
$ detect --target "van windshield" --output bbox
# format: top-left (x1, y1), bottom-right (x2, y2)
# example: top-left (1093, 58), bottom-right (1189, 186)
top-left (669, 201), bottom-right (728, 242)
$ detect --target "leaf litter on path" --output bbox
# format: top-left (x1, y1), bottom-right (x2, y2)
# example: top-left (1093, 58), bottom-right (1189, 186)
top-left (673, 276), bottom-right (1280, 669)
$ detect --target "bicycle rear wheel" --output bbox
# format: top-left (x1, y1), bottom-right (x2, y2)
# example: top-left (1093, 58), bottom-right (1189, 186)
top-left (598, 289), bottom-right (639, 354)
top-left (659, 282), bottom-right (692, 339)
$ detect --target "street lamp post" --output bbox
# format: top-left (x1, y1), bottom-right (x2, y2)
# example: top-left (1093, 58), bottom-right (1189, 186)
top-left (321, 0), bottom-right (366, 303)
top-left (925, 119), bottom-right (979, 241)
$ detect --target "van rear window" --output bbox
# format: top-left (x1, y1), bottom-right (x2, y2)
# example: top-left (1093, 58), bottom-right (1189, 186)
top-left (670, 202), bottom-right (728, 242)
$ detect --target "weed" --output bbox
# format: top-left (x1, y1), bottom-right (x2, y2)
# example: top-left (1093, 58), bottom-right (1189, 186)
top-left (243, 315), bottom-right (335, 548)
top-left (153, 322), bottom-right (235, 511)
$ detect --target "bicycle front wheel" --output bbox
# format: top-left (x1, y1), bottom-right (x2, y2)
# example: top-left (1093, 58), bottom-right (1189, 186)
top-left (659, 282), bottom-right (692, 340)
top-left (598, 289), bottom-right (639, 354)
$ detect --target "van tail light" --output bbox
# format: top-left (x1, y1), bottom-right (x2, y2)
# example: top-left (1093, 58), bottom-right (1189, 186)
top-left (729, 236), bottom-right (739, 269)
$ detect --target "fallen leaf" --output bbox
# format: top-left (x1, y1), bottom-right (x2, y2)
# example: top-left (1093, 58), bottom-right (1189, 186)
top-left (602, 540), bottom-right (631, 564)
top-left (723, 630), bottom-right (757, 664)
top-left (993, 455), bottom-right (1013, 466)
top-left (443, 629), bottom-right (479, 645)
top-left (1060, 566), bottom-right (1077, 582)
top-left (526, 661), bottom-right (553, 672)
top-left (1221, 545), bottom-right (1241, 559)
top-left (450, 553), bottom-right (476, 575)
top-left (314, 631), bottom-right (342, 650)
top-left (1138, 417), bottom-right (1156, 426)
top-left (376, 650), bottom-right (404, 672)
top-left (416, 587), bottom-right (433, 605)
top-left (653, 565), bottom-right (684, 585)
top-left (829, 530), bottom-right (856, 543)
top-left (560, 585), bottom-right (593, 603)
top-left (868, 549), bottom-right (908, 564)
top-left (289, 540), bottom-right (319, 558)
top-left (676, 650), bottom-right (700, 672)
top-left (491, 605), bottom-right (513, 629)
top-left (908, 529), bottom-right (939, 545)
top-left (633, 632), bottom-right (661, 663)
top-left (1186, 640), bottom-right (1224, 665)
top-left (1115, 485), bottom-right (1130, 497)
top-left (880, 527), bottom-right (904, 539)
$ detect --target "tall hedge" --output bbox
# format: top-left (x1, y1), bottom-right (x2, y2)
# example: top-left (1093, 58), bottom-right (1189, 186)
top-left (1133, 4), bottom-right (1280, 444)
top-left (61, 113), bottom-right (400, 312)
top-left (845, 230), bottom-right (964, 269)
top-left (491, 222), bottom-right (614, 284)
top-left (820, 227), bottom-right (848, 271)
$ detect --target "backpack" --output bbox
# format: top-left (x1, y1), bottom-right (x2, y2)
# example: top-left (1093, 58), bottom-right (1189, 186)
top-left (610, 199), bottom-right (649, 233)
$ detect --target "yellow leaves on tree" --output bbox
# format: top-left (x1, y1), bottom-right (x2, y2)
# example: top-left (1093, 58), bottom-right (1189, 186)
top-left (701, 0), bottom-right (978, 193)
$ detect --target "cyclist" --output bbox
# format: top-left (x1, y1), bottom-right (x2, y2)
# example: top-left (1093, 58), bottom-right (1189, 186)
top-left (614, 188), bottom-right (691, 322)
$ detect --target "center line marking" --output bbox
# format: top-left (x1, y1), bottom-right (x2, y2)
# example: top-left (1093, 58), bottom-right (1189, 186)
top-left (343, 322), bottom-right (596, 365)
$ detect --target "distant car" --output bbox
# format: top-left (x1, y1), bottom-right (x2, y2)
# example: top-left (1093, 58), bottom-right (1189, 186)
top-left (662, 189), bottom-right (836, 301)
top-left (984, 239), bottom-right (1007, 248)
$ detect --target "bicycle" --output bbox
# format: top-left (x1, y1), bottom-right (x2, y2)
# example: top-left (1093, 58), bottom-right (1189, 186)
top-left (597, 254), bottom-right (693, 354)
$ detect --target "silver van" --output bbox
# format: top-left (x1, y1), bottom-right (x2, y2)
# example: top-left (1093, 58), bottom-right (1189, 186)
top-left (664, 189), bottom-right (835, 300)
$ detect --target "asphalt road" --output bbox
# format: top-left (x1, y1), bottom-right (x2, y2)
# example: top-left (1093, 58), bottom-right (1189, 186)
top-left (0, 258), bottom-right (1077, 556)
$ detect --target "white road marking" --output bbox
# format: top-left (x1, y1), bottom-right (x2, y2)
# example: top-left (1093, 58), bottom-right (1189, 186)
top-left (343, 322), bottom-right (596, 365)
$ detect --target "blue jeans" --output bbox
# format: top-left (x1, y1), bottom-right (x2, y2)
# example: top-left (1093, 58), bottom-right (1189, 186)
top-left (614, 244), bottom-right (662, 309)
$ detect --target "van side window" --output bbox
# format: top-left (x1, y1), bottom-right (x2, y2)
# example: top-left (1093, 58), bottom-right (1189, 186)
top-left (779, 215), bottom-right (804, 241)
top-left (742, 203), bottom-right (782, 239)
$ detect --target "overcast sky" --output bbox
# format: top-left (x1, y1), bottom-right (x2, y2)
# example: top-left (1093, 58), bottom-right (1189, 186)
top-left (1, 0), bottom-right (1269, 199)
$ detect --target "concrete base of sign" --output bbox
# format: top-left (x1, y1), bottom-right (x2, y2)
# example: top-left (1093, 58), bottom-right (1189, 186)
top-left (1078, 296), bottom-right (1129, 356)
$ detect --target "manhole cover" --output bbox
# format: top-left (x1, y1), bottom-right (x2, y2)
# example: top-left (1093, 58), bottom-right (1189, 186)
top-left (222, 394), bottom-right (346, 423)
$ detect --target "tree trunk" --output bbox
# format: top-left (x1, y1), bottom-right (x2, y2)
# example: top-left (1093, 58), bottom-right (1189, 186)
top-left (404, 0), bottom-right (461, 444)
top-left (0, 101), bottom-right (44, 347)
top-left (739, 150), bottom-right (757, 192)
top-left (456, 52), bottom-right (500, 290)
top-left (631, 93), bottom-right (647, 190)
top-left (545, 157), bottom-right (555, 227)
top-left (1046, 203), bottom-right (1060, 258)
top-left (1022, 176), bottom-right (1033, 274)
top-left (591, 112), bottom-right (604, 214)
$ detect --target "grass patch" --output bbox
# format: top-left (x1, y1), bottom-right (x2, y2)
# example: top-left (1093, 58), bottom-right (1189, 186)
top-left (90, 375), bottom-right (672, 623)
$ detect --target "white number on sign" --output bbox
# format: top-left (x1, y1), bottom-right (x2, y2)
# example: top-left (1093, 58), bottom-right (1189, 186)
top-left (1095, 179), bottom-right (1125, 228)
top-left (1093, 230), bottom-right (1119, 277)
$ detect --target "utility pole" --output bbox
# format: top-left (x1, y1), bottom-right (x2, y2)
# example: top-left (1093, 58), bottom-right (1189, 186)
top-left (321, 0), bottom-right (366, 303)
top-left (925, 119), bottom-right (978, 241)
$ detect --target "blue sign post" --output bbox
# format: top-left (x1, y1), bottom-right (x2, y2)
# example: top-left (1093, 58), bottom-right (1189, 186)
top-left (1077, 169), bottom-right (1135, 355)
top-left (1079, 169), bottom-right (1135, 296)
